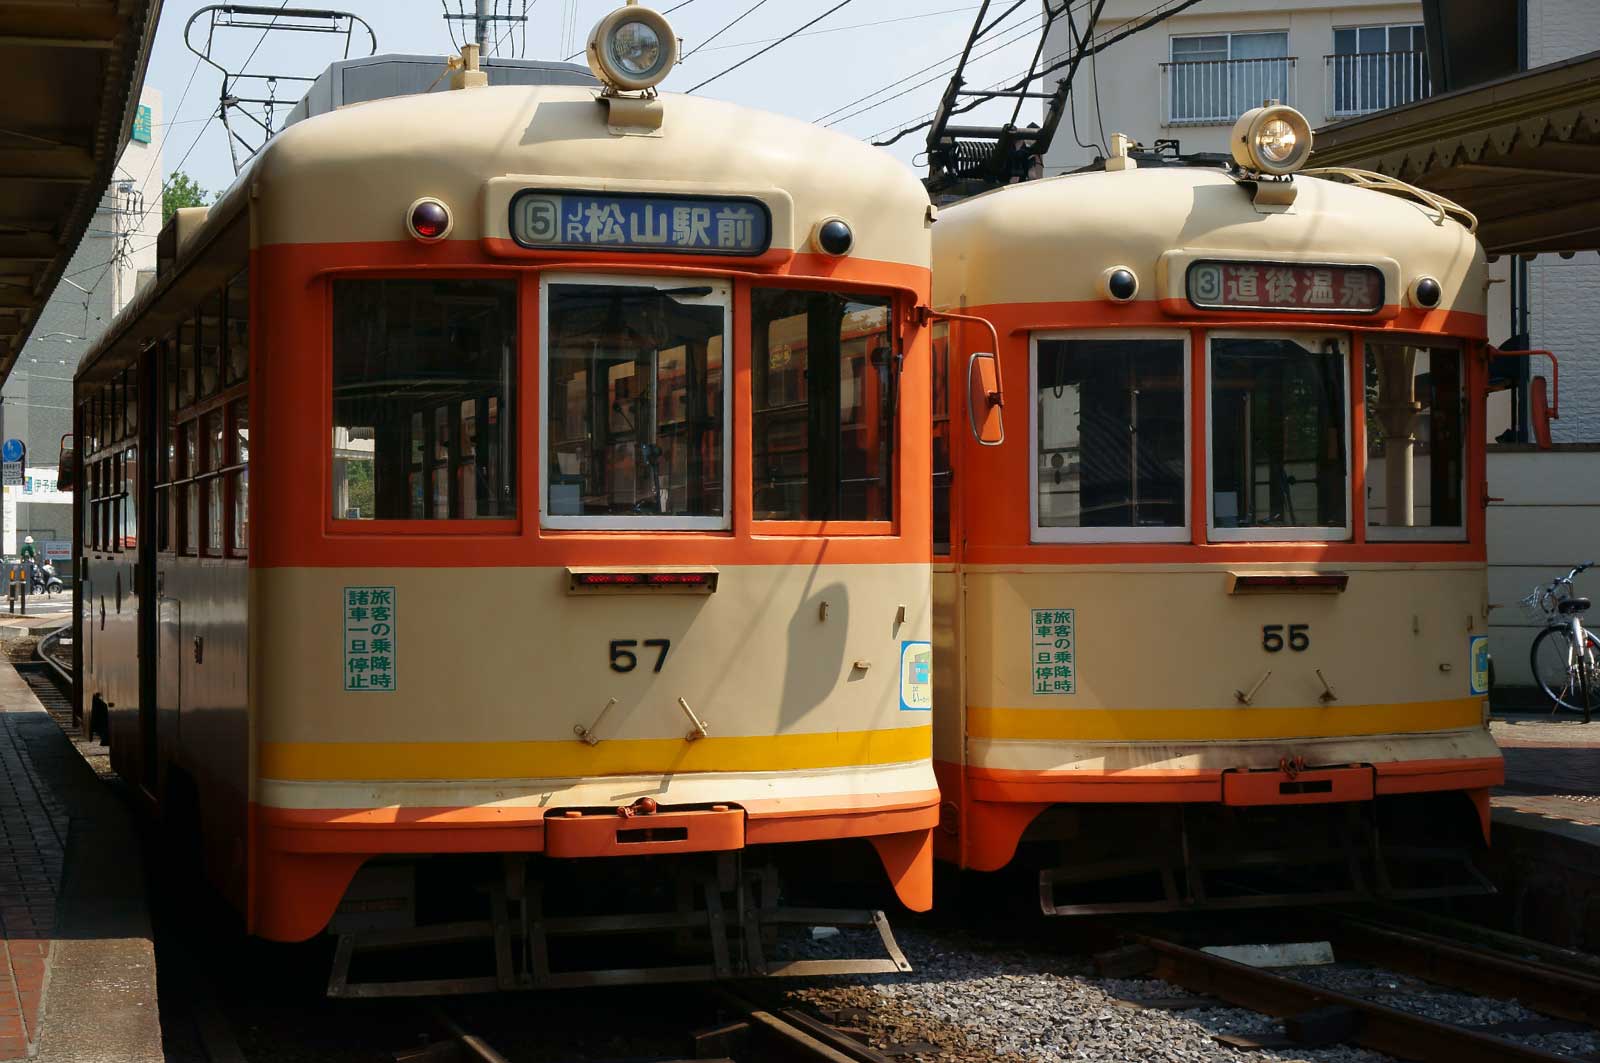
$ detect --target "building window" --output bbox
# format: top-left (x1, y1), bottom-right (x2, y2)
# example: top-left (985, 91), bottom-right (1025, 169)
top-left (1033, 333), bottom-right (1188, 542)
top-left (751, 288), bottom-right (896, 523)
top-left (1365, 343), bottom-right (1463, 538)
top-left (1167, 32), bottom-right (1291, 125)
top-left (1209, 334), bottom-right (1349, 540)
top-left (332, 278), bottom-right (517, 521)
top-left (1329, 24), bottom-right (1428, 116)
top-left (543, 277), bottom-right (728, 529)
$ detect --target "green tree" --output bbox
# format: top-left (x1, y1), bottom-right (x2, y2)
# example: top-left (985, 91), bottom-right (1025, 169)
top-left (162, 172), bottom-right (210, 224)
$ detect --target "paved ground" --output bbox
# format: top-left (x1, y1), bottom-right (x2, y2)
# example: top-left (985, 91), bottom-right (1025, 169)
top-left (0, 662), bottom-right (159, 1061)
top-left (1492, 714), bottom-right (1600, 825)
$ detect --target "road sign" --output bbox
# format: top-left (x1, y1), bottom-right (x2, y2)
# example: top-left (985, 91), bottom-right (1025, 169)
top-left (1, 463), bottom-right (20, 487)
top-left (1, 439), bottom-right (23, 464)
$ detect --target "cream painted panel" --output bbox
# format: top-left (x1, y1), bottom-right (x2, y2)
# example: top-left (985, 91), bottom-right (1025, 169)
top-left (962, 563), bottom-right (1486, 711)
top-left (933, 169), bottom-right (1484, 317)
top-left (256, 563), bottom-right (931, 743)
top-left (252, 86), bottom-right (931, 269)
top-left (1488, 450), bottom-right (1600, 506)
top-left (971, 725), bottom-right (1495, 774)
top-left (1488, 507), bottom-right (1600, 571)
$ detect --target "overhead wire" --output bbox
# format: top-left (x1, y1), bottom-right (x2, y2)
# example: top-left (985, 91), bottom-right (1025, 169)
top-left (686, 0), bottom-right (856, 94)
top-left (821, 5), bottom-right (1058, 131)
top-left (698, 6), bottom-right (981, 56)
top-left (681, 0), bottom-right (775, 62)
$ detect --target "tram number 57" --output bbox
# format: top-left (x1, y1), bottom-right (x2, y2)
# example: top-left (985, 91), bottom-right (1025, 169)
top-left (1261, 624), bottom-right (1310, 653)
top-left (610, 638), bottom-right (671, 673)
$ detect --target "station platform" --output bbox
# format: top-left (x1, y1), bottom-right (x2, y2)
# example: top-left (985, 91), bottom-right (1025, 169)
top-left (1481, 714), bottom-right (1600, 952)
top-left (0, 661), bottom-right (160, 1061)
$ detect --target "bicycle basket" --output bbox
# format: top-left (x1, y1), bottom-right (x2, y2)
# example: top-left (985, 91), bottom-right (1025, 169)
top-left (1521, 589), bottom-right (1552, 624)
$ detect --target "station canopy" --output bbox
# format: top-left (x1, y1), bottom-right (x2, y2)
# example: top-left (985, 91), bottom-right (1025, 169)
top-left (1313, 50), bottom-right (1600, 256)
top-left (0, 0), bottom-right (161, 388)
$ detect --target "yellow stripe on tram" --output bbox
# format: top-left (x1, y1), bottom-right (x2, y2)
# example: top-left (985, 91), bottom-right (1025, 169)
top-left (967, 699), bottom-right (1483, 743)
top-left (260, 725), bottom-right (933, 782)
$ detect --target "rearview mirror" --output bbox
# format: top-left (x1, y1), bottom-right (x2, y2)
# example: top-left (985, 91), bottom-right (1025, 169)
top-left (56, 434), bottom-right (74, 491)
top-left (966, 352), bottom-right (1004, 446)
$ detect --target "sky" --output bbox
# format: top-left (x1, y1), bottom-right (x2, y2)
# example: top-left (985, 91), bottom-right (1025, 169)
top-left (138, 1), bottom-right (1058, 199)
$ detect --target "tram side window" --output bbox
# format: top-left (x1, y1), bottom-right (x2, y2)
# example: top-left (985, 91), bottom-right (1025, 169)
top-left (225, 270), bottom-right (248, 384)
top-left (544, 281), bottom-right (726, 526)
top-left (1210, 335), bottom-right (1348, 534)
top-left (931, 322), bottom-right (952, 555)
top-left (1366, 343), bottom-right (1463, 535)
top-left (1034, 335), bottom-right (1186, 538)
top-left (332, 278), bottom-right (516, 521)
top-left (751, 289), bottom-right (895, 522)
top-left (198, 291), bottom-right (223, 397)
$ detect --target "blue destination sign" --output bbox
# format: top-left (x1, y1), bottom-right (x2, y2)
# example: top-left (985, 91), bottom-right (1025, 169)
top-left (510, 190), bottom-right (770, 256)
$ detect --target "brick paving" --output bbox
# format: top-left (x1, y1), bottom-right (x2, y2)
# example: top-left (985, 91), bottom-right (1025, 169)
top-left (0, 701), bottom-right (67, 1059)
top-left (1492, 714), bottom-right (1600, 827)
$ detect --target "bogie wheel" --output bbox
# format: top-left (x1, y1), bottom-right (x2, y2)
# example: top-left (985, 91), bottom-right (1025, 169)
top-left (1530, 626), bottom-right (1600, 717)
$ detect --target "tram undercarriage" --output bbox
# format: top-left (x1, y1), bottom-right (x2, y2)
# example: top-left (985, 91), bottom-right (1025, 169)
top-left (324, 843), bottom-right (913, 996)
top-left (1027, 790), bottom-right (1494, 916)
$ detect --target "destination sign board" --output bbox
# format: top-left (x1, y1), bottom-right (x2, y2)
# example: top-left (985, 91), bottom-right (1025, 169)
top-left (510, 190), bottom-right (770, 256)
top-left (1186, 261), bottom-right (1384, 314)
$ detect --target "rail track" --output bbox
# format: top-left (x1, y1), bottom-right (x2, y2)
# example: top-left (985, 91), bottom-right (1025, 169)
top-left (1100, 905), bottom-right (1600, 1063)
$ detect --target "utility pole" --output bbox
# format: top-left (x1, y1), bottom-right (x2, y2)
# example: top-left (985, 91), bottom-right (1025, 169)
top-left (443, 2), bottom-right (526, 57)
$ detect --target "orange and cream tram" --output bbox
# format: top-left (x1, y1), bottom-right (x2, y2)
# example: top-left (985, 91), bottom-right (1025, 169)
top-left (929, 107), bottom-right (1503, 912)
top-left (66, 5), bottom-right (938, 991)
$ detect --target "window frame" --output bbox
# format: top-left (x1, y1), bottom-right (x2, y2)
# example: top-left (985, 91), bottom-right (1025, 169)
top-left (1364, 336), bottom-right (1467, 543)
top-left (539, 271), bottom-right (733, 532)
top-left (1029, 329), bottom-right (1192, 545)
top-left (1204, 329), bottom-right (1353, 544)
top-left (326, 272), bottom-right (520, 534)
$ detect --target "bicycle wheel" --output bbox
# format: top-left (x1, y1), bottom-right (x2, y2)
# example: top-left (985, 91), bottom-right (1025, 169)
top-left (1530, 626), bottom-right (1600, 715)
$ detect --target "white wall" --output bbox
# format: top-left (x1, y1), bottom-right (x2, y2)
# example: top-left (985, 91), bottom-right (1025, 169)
top-left (1486, 448), bottom-right (1600, 692)
top-left (1041, 0), bottom-right (1422, 174)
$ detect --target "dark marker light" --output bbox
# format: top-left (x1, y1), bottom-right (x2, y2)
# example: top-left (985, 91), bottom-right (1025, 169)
top-left (815, 218), bottom-right (854, 257)
top-left (407, 198), bottom-right (452, 242)
top-left (1413, 276), bottom-right (1442, 308)
top-left (1100, 265), bottom-right (1138, 302)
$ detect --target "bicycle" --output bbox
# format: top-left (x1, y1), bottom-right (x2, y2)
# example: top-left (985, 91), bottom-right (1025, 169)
top-left (1524, 562), bottom-right (1599, 722)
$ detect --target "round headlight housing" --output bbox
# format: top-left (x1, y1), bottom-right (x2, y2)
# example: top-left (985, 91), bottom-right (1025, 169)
top-left (587, 6), bottom-right (678, 92)
top-left (1230, 103), bottom-right (1313, 176)
top-left (406, 197), bottom-right (452, 242)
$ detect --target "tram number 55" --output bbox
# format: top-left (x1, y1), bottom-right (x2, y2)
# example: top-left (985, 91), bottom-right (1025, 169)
top-left (610, 638), bottom-right (671, 673)
top-left (1262, 624), bottom-right (1310, 653)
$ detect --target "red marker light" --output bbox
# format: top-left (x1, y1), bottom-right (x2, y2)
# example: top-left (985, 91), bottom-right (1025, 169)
top-left (408, 199), bottom-right (451, 241)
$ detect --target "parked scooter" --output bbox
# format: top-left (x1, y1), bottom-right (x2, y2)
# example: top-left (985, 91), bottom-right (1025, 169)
top-left (30, 560), bottom-right (62, 596)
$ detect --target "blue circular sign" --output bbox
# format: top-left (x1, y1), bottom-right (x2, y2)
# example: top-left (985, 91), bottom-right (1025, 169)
top-left (1, 439), bottom-right (23, 463)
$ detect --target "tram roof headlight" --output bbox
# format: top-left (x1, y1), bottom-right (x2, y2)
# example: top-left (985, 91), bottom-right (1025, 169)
top-left (1231, 103), bottom-right (1313, 176)
top-left (587, 5), bottom-right (678, 93)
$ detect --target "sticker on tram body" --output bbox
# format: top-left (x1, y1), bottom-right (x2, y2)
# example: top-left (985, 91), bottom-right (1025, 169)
top-left (899, 641), bottom-right (932, 711)
top-left (1468, 634), bottom-right (1489, 696)
top-left (344, 586), bottom-right (396, 692)
top-left (1186, 260), bottom-right (1384, 314)
top-left (1031, 608), bottom-right (1076, 695)
top-left (509, 189), bottom-right (771, 256)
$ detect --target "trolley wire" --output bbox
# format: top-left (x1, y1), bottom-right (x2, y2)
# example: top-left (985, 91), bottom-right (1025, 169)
top-left (680, 0), bottom-right (775, 62)
top-left (815, 1), bottom-right (1064, 127)
top-left (686, 0), bottom-right (856, 94)
top-left (696, 6), bottom-right (981, 56)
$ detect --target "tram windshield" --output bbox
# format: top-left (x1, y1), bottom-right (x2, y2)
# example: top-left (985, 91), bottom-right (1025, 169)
top-left (1033, 334), bottom-right (1186, 540)
top-left (1365, 342), bottom-right (1464, 537)
top-left (543, 279), bottom-right (728, 529)
top-left (331, 278), bottom-right (517, 521)
top-left (750, 289), bottom-right (895, 522)
top-left (1210, 334), bottom-right (1348, 537)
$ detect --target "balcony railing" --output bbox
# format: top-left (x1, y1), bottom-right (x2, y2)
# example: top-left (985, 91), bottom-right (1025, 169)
top-left (1161, 56), bottom-right (1296, 126)
top-left (1325, 50), bottom-right (1431, 118)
